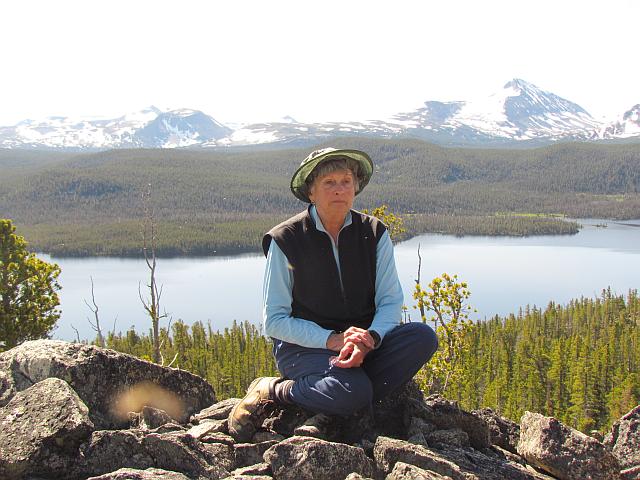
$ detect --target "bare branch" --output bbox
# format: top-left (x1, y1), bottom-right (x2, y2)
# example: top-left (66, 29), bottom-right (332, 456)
top-left (70, 324), bottom-right (81, 343)
top-left (166, 352), bottom-right (179, 368)
top-left (84, 276), bottom-right (104, 347)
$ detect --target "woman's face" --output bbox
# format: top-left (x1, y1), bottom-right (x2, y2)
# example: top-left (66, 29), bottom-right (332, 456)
top-left (308, 169), bottom-right (356, 218)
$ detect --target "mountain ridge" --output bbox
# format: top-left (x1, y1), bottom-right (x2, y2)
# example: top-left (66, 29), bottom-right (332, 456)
top-left (1, 79), bottom-right (638, 150)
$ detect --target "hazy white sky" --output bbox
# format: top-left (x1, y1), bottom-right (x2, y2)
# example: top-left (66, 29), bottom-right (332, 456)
top-left (0, 0), bottom-right (637, 126)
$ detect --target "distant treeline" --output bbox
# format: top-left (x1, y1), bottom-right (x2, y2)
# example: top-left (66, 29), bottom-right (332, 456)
top-left (1, 138), bottom-right (639, 256)
top-left (101, 289), bottom-right (640, 434)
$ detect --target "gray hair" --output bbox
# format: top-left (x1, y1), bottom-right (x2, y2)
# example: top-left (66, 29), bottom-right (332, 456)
top-left (303, 156), bottom-right (362, 198)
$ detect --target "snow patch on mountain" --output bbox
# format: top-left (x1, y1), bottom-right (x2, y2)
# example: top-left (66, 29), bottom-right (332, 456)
top-left (600, 105), bottom-right (640, 139)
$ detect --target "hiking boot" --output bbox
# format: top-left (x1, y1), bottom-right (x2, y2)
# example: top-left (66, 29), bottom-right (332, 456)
top-left (293, 412), bottom-right (335, 440)
top-left (228, 376), bottom-right (281, 442)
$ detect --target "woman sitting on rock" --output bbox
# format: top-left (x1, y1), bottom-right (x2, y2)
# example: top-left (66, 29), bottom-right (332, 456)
top-left (228, 147), bottom-right (438, 442)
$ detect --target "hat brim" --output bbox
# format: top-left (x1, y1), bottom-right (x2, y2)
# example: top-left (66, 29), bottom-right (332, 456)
top-left (290, 149), bottom-right (373, 203)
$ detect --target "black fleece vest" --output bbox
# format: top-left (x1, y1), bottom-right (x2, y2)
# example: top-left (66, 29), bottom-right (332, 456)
top-left (262, 208), bottom-right (386, 332)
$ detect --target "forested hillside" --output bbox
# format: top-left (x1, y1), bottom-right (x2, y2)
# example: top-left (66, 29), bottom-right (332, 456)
top-left (447, 288), bottom-right (640, 433)
top-left (1, 139), bottom-right (639, 256)
top-left (103, 289), bottom-right (640, 435)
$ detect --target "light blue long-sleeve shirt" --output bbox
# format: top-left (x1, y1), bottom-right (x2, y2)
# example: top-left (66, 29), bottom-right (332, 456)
top-left (263, 205), bottom-right (403, 349)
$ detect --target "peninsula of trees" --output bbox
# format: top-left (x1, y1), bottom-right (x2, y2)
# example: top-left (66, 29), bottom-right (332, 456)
top-left (1, 138), bottom-right (639, 257)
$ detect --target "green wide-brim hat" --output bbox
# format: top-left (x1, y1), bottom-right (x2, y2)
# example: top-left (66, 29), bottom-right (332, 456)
top-left (290, 147), bottom-right (373, 203)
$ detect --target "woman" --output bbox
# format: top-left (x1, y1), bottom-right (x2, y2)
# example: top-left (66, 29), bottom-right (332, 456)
top-left (228, 147), bottom-right (438, 442)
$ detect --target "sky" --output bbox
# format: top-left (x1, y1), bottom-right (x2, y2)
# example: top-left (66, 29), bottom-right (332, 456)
top-left (0, 0), bottom-right (638, 127)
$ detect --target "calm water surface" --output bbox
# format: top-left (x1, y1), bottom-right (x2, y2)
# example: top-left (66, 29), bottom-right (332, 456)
top-left (47, 219), bottom-right (640, 342)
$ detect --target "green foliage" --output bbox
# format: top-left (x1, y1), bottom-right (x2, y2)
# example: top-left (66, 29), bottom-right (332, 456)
top-left (0, 219), bottom-right (61, 351)
top-left (447, 289), bottom-right (640, 433)
top-left (105, 320), bottom-right (277, 399)
top-left (2, 138), bottom-right (640, 256)
top-left (412, 273), bottom-right (475, 394)
top-left (361, 204), bottom-right (407, 241)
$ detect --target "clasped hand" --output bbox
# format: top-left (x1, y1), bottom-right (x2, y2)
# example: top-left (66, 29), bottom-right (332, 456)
top-left (326, 326), bottom-right (375, 368)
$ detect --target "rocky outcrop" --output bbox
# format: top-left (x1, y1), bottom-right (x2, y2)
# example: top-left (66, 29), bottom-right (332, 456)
top-left (473, 407), bottom-right (520, 453)
top-left (0, 340), bottom-right (215, 428)
top-left (263, 436), bottom-right (376, 480)
top-left (0, 340), bottom-right (637, 480)
top-left (517, 411), bottom-right (621, 480)
top-left (0, 377), bottom-right (94, 479)
top-left (605, 405), bottom-right (640, 471)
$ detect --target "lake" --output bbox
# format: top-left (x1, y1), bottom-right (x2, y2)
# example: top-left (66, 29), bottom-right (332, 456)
top-left (45, 219), bottom-right (640, 342)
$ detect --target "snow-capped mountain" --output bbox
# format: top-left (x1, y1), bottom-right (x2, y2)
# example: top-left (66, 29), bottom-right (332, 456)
top-left (0, 106), bottom-right (163, 149)
top-left (0, 80), bottom-right (637, 150)
top-left (133, 109), bottom-right (232, 148)
top-left (599, 105), bottom-right (640, 139)
top-left (389, 79), bottom-right (603, 141)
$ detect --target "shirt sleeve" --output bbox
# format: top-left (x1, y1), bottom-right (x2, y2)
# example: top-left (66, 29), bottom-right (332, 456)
top-left (263, 240), bottom-right (334, 349)
top-left (369, 230), bottom-right (404, 344)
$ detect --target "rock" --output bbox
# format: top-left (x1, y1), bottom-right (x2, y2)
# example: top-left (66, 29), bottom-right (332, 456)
top-left (604, 404), bottom-right (640, 469)
top-left (233, 441), bottom-right (278, 468)
top-left (0, 377), bottom-right (94, 479)
top-left (408, 417), bottom-right (437, 438)
top-left (252, 431), bottom-right (285, 443)
top-left (78, 430), bottom-right (232, 479)
top-left (411, 395), bottom-right (490, 449)
top-left (373, 436), bottom-right (473, 480)
top-left (374, 436), bottom-right (549, 480)
top-left (517, 411), bottom-right (621, 480)
top-left (86, 467), bottom-right (192, 479)
top-left (386, 461), bottom-right (451, 479)
top-left (230, 462), bottom-right (272, 476)
top-left (426, 429), bottom-right (470, 448)
top-left (222, 476), bottom-right (272, 480)
top-left (263, 435), bottom-right (376, 480)
top-left (192, 398), bottom-right (240, 423)
top-left (200, 431), bottom-right (236, 445)
top-left (0, 340), bottom-right (215, 429)
top-left (344, 473), bottom-right (374, 480)
top-left (149, 422), bottom-right (187, 434)
top-left (129, 406), bottom-right (174, 430)
top-left (472, 407), bottom-right (520, 454)
top-left (429, 444), bottom-right (553, 480)
top-left (187, 419), bottom-right (228, 439)
top-left (621, 465), bottom-right (640, 480)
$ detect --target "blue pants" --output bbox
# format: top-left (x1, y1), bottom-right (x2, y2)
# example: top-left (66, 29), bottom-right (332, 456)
top-left (273, 322), bottom-right (438, 416)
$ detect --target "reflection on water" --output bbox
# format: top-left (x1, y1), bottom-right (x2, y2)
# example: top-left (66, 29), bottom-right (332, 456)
top-left (47, 219), bottom-right (639, 342)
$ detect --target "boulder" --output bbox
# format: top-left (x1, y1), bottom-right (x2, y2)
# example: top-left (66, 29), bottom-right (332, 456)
top-left (192, 398), bottom-right (239, 423)
top-left (604, 404), bottom-right (640, 469)
top-left (233, 441), bottom-right (278, 468)
top-left (621, 465), bottom-right (640, 480)
top-left (78, 430), bottom-right (232, 479)
top-left (129, 406), bottom-right (174, 430)
top-left (230, 462), bottom-right (272, 477)
top-left (374, 436), bottom-right (550, 480)
top-left (472, 407), bottom-right (520, 454)
top-left (86, 468), bottom-right (192, 479)
top-left (410, 395), bottom-right (491, 450)
top-left (263, 435), bottom-right (376, 480)
top-left (373, 436), bottom-right (473, 480)
top-left (187, 419), bottom-right (228, 440)
top-left (517, 411), bottom-right (621, 480)
top-left (0, 377), bottom-right (94, 479)
top-left (426, 428), bottom-right (470, 448)
top-left (386, 461), bottom-right (452, 479)
top-left (0, 340), bottom-right (215, 429)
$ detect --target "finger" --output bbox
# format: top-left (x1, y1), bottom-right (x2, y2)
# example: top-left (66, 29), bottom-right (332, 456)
top-left (334, 344), bottom-right (368, 368)
top-left (337, 342), bottom-right (354, 361)
top-left (344, 332), bottom-right (374, 349)
top-left (345, 326), bottom-right (368, 335)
